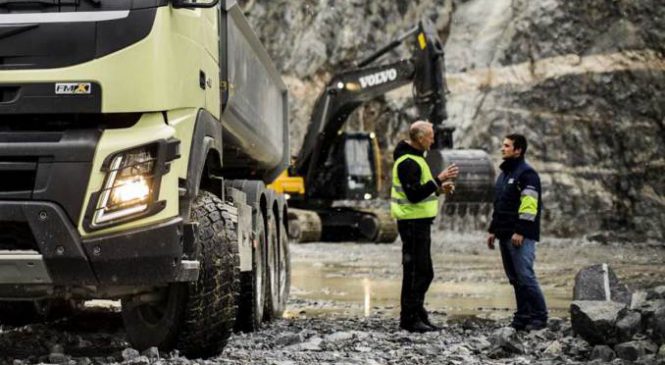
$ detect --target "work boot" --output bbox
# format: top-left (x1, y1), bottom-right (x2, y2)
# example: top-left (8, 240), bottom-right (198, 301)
top-left (509, 321), bottom-right (527, 331)
top-left (418, 307), bottom-right (441, 331)
top-left (400, 317), bottom-right (433, 333)
top-left (524, 320), bottom-right (547, 332)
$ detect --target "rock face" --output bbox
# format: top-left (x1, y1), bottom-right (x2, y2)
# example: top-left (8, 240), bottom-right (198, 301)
top-left (242, 0), bottom-right (665, 240)
top-left (573, 264), bottom-right (632, 304)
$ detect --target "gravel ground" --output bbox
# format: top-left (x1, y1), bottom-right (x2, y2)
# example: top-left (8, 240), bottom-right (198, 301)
top-left (1, 231), bottom-right (664, 365)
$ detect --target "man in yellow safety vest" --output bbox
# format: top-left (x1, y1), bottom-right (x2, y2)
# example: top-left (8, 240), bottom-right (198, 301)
top-left (391, 120), bottom-right (458, 332)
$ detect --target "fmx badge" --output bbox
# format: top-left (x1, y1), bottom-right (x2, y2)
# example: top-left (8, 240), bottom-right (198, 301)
top-left (55, 83), bottom-right (92, 95)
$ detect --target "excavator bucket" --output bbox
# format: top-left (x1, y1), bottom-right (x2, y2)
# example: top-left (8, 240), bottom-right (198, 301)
top-left (426, 148), bottom-right (496, 223)
top-left (426, 149), bottom-right (495, 204)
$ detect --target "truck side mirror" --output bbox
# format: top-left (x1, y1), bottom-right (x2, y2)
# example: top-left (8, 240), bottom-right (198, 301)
top-left (172, 0), bottom-right (219, 8)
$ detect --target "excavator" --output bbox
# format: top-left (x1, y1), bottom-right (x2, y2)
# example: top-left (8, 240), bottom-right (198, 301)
top-left (271, 19), bottom-right (495, 243)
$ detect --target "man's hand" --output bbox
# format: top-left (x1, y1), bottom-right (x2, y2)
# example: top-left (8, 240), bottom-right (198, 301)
top-left (511, 233), bottom-right (524, 247)
top-left (437, 163), bottom-right (459, 181)
top-left (441, 181), bottom-right (455, 195)
top-left (487, 233), bottom-right (495, 250)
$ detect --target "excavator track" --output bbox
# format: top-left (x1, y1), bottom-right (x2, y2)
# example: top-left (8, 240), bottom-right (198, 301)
top-left (287, 208), bottom-right (322, 243)
top-left (287, 206), bottom-right (398, 243)
top-left (355, 208), bottom-right (398, 243)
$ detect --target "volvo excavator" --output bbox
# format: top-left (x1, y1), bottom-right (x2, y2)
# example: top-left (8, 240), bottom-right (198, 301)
top-left (271, 19), bottom-right (495, 243)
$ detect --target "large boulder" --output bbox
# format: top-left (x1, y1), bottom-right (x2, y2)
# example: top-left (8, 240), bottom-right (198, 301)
top-left (570, 300), bottom-right (627, 345)
top-left (573, 264), bottom-right (632, 304)
top-left (616, 310), bottom-right (643, 342)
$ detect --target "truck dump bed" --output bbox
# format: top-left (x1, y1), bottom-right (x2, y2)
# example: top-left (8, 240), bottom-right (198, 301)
top-left (220, 0), bottom-right (289, 183)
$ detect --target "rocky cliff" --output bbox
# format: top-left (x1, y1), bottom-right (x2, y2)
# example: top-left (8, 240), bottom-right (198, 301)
top-left (241, 0), bottom-right (664, 242)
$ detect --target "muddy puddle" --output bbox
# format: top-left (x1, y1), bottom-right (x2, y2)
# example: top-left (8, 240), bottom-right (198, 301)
top-left (287, 231), bottom-right (665, 320)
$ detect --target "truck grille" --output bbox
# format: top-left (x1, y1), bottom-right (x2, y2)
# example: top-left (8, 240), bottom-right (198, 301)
top-left (0, 128), bottom-right (101, 224)
top-left (0, 157), bottom-right (37, 193)
top-left (0, 221), bottom-right (38, 251)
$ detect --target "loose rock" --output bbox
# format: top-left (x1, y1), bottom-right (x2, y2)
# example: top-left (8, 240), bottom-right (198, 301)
top-left (614, 341), bottom-right (646, 361)
top-left (489, 327), bottom-right (525, 354)
top-left (617, 310), bottom-right (643, 342)
top-left (141, 347), bottom-right (160, 360)
top-left (647, 286), bottom-right (665, 300)
top-left (543, 340), bottom-right (563, 357)
top-left (590, 345), bottom-right (616, 362)
top-left (275, 332), bottom-right (303, 347)
top-left (647, 306), bottom-right (665, 345)
top-left (570, 300), bottom-right (626, 345)
top-left (121, 348), bottom-right (140, 361)
top-left (48, 352), bottom-right (68, 364)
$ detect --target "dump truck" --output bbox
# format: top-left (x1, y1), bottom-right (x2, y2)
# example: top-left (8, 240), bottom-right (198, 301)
top-left (0, 0), bottom-right (289, 357)
top-left (271, 19), bottom-right (495, 243)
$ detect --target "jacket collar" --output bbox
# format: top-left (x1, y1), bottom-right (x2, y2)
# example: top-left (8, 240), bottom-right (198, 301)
top-left (499, 156), bottom-right (525, 172)
top-left (393, 140), bottom-right (425, 160)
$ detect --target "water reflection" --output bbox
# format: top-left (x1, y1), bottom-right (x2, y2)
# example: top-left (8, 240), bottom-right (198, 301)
top-left (363, 277), bottom-right (371, 317)
top-left (289, 239), bottom-right (665, 319)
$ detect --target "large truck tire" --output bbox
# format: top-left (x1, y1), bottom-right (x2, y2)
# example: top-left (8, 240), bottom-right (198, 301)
top-left (121, 191), bottom-right (240, 358)
top-left (235, 210), bottom-right (266, 332)
top-left (274, 215), bottom-right (291, 317)
top-left (263, 209), bottom-right (280, 321)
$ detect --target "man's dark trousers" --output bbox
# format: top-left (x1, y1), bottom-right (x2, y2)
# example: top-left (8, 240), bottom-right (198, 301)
top-left (398, 218), bottom-right (434, 325)
top-left (498, 237), bottom-right (547, 326)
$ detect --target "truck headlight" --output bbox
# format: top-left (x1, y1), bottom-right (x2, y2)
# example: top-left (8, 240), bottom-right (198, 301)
top-left (92, 145), bottom-right (157, 226)
top-left (83, 139), bottom-right (180, 231)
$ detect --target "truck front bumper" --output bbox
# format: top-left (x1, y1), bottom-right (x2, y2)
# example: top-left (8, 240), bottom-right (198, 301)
top-left (0, 201), bottom-right (191, 287)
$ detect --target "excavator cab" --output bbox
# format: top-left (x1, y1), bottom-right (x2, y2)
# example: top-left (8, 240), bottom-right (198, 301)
top-left (306, 132), bottom-right (380, 201)
top-left (342, 133), bottom-right (381, 200)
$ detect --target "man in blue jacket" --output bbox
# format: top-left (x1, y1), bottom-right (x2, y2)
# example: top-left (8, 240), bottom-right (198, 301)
top-left (487, 133), bottom-right (548, 331)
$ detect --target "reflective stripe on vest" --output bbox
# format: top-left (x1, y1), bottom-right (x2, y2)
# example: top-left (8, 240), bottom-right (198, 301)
top-left (390, 154), bottom-right (439, 220)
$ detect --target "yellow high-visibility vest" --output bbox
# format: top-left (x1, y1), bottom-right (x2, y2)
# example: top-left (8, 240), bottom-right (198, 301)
top-left (391, 154), bottom-right (438, 220)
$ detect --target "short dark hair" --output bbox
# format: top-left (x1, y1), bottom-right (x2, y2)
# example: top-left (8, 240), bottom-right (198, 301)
top-left (505, 133), bottom-right (527, 156)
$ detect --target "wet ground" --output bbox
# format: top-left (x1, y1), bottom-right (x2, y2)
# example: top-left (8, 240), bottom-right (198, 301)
top-left (287, 231), bottom-right (665, 320)
top-left (1, 230), bottom-right (664, 364)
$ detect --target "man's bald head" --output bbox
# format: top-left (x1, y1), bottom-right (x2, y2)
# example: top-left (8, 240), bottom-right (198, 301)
top-left (409, 120), bottom-right (435, 151)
